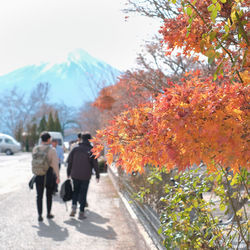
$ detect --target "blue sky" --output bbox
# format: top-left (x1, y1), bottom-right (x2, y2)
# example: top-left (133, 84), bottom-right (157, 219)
top-left (0, 0), bottom-right (161, 75)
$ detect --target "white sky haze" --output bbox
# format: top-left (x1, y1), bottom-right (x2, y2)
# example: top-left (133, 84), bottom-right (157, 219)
top-left (0, 0), bottom-right (161, 75)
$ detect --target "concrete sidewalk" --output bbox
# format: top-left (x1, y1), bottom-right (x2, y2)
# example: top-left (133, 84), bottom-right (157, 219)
top-left (0, 171), bottom-right (156, 250)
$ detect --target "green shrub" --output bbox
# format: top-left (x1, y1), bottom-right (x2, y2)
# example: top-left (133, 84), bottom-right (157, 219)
top-left (126, 166), bottom-right (249, 249)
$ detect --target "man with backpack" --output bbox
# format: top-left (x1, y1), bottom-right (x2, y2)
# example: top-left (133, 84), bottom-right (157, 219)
top-left (32, 131), bottom-right (60, 222)
top-left (67, 132), bottom-right (100, 220)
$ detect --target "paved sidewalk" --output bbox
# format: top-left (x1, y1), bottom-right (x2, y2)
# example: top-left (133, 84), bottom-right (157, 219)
top-left (0, 171), bottom-right (155, 250)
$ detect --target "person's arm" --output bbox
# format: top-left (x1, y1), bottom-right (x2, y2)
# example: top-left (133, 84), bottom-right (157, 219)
top-left (48, 148), bottom-right (60, 183)
top-left (58, 146), bottom-right (64, 163)
top-left (60, 147), bottom-right (64, 163)
top-left (91, 155), bottom-right (100, 181)
top-left (67, 149), bottom-right (74, 178)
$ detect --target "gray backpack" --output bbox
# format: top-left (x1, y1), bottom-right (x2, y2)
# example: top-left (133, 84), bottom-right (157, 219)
top-left (32, 145), bottom-right (50, 176)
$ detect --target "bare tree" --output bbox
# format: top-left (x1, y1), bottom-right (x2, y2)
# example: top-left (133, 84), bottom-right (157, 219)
top-left (0, 88), bottom-right (26, 134)
top-left (123, 1), bottom-right (214, 93)
top-left (78, 70), bottom-right (121, 101)
top-left (0, 82), bottom-right (50, 135)
top-left (23, 82), bottom-right (50, 123)
top-left (124, 0), bottom-right (179, 19)
top-left (53, 103), bottom-right (78, 135)
top-left (78, 102), bottom-right (102, 136)
top-left (125, 36), bottom-right (210, 94)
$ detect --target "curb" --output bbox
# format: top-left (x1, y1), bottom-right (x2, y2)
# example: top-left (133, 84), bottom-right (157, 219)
top-left (108, 164), bottom-right (165, 250)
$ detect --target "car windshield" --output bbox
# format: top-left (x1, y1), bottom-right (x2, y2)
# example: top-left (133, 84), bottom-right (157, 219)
top-left (5, 138), bottom-right (14, 144)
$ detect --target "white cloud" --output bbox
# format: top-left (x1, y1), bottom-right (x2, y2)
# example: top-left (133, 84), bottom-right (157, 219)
top-left (0, 0), bottom-right (161, 75)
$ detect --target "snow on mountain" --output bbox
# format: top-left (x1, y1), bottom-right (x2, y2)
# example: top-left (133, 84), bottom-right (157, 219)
top-left (0, 49), bottom-right (122, 107)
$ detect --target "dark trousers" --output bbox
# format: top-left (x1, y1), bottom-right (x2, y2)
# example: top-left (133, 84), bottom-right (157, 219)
top-left (35, 175), bottom-right (54, 216)
top-left (72, 179), bottom-right (89, 212)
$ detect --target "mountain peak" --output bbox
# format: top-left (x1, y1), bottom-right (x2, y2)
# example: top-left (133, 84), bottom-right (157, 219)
top-left (68, 48), bottom-right (91, 59)
top-left (0, 48), bottom-right (121, 107)
top-left (67, 48), bottom-right (98, 65)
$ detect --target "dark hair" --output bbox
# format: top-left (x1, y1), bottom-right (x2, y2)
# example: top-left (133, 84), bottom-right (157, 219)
top-left (82, 133), bottom-right (92, 141)
top-left (40, 131), bottom-right (51, 142)
top-left (77, 132), bottom-right (82, 139)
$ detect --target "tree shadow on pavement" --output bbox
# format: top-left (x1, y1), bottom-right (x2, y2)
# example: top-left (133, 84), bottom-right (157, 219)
top-left (64, 212), bottom-right (116, 240)
top-left (32, 220), bottom-right (69, 241)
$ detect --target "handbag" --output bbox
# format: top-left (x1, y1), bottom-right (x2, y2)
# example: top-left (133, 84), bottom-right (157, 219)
top-left (28, 175), bottom-right (36, 189)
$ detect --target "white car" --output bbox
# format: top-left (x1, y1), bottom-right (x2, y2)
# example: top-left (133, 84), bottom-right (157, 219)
top-left (0, 133), bottom-right (21, 155)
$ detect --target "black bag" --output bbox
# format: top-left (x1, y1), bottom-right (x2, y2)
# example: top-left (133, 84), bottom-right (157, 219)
top-left (60, 179), bottom-right (73, 202)
top-left (46, 167), bottom-right (56, 189)
top-left (28, 175), bottom-right (36, 189)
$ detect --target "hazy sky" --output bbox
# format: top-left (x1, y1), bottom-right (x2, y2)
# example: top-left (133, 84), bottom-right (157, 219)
top-left (0, 0), bottom-right (161, 75)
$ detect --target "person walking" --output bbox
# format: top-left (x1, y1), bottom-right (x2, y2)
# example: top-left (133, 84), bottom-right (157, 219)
top-left (67, 132), bottom-right (100, 220)
top-left (33, 132), bottom-right (60, 222)
top-left (51, 138), bottom-right (64, 193)
top-left (69, 132), bottom-right (82, 151)
top-left (66, 132), bottom-right (89, 207)
top-left (51, 138), bottom-right (64, 170)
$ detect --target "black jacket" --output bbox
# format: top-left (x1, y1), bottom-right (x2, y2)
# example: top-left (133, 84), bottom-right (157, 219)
top-left (67, 141), bottom-right (99, 181)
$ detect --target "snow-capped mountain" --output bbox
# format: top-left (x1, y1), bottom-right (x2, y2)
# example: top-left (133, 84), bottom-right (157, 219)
top-left (0, 49), bottom-right (121, 107)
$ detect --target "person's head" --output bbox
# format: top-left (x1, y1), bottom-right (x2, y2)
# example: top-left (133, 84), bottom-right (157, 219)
top-left (77, 132), bottom-right (82, 142)
top-left (81, 132), bottom-right (92, 142)
top-left (40, 131), bottom-right (51, 144)
top-left (51, 138), bottom-right (58, 147)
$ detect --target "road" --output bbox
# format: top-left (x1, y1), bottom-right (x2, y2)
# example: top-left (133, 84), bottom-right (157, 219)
top-left (0, 153), bottom-right (155, 250)
top-left (0, 153), bottom-right (31, 195)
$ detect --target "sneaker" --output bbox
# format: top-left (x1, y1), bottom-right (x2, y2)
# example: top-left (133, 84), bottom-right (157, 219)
top-left (70, 209), bottom-right (76, 217)
top-left (78, 211), bottom-right (86, 220)
top-left (47, 214), bottom-right (54, 219)
top-left (38, 215), bottom-right (43, 222)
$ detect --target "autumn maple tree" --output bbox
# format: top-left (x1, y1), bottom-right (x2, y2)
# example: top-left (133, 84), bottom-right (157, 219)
top-left (93, 72), bottom-right (249, 172)
top-left (93, 72), bottom-right (152, 125)
top-left (91, 2), bottom-right (249, 248)
top-left (163, 0), bottom-right (249, 81)
top-left (92, 0), bottom-right (249, 174)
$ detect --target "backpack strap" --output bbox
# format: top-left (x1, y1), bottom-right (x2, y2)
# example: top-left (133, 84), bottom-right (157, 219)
top-left (44, 145), bottom-right (51, 153)
top-left (43, 145), bottom-right (51, 163)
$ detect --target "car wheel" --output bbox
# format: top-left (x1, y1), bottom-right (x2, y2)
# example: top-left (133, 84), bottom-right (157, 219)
top-left (5, 149), bottom-right (13, 155)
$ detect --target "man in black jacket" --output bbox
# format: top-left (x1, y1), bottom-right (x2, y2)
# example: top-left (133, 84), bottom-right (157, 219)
top-left (67, 133), bottom-right (100, 220)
